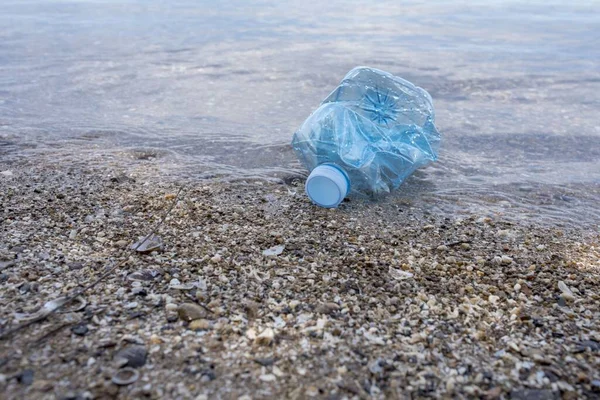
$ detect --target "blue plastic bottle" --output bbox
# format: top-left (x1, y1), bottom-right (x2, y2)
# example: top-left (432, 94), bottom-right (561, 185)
top-left (292, 66), bottom-right (441, 208)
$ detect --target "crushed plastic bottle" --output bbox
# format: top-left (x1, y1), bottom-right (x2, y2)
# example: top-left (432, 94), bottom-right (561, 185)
top-left (292, 66), bottom-right (441, 208)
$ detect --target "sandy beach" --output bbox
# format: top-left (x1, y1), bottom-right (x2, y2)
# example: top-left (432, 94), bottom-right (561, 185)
top-left (0, 159), bottom-right (598, 399)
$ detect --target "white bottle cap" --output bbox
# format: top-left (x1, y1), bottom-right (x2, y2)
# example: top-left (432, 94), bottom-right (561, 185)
top-left (305, 164), bottom-right (350, 208)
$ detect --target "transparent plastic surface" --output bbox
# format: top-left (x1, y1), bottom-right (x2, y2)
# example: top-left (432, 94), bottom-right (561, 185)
top-left (292, 66), bottom-right (441, 197)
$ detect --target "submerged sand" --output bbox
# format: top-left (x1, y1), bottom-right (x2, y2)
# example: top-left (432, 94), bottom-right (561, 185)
top-left (0, 160), bottom-right (599, 399)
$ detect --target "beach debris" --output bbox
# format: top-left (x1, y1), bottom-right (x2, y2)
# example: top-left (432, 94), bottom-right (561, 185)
top-left (389, 267), bottom-right (413, 280)
top-left (262, 245), bottom-right (284, 256)
top-left (558, 281), bottom-right (575, 300)
top-left (131, 234), bottom-right (163, 253)
top-left (127, 269), bottom-right (161, 282)
top-left (177, 303), bottom-right (207, 322)
top-left (111, 368), bottom-right (139, 386)
top-left (169, 278), bottom-right (194, 290)
top-left (255, 328), bottom-right (275, 346)
top-left (14, 296), bottom-right (86, 322)
top-left (114, 345), bottom-right (147, 368)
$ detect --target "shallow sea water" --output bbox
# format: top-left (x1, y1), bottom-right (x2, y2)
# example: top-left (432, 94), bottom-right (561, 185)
top-left (0, 0), bottom-right (599, 228)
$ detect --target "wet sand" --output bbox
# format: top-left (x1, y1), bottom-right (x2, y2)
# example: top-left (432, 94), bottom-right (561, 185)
top-left (0, 159), bottom-right (599, 399)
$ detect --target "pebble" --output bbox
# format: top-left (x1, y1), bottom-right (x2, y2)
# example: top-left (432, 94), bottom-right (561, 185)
top-left (31, 380), bottom-right (53, 392)
top-left (71, 324), bottom-right (89, 336)
top-left (132, 287), bottom-right (147, 296)
top-left (17, 370), bottom-right (34, 386)
top-left (114, 345), bottom-right (147, 368)
top-left (177, 303), bottom-right (207, 322)
top-left (255, 328), bottom-right (275, 346)
top-left (315, 302), bottom-right (340, 315)
top-left (259, 374), bottom-right (276, 382)
top-left (488, 295), bottom-right (500, 304)
top-left (149, 334), bottom-right (162, 344)
top-left (189, 319), bottom-right (211, 331)
top-left (501, 255), bottom-right (513, 265)
top-left (165, 303), bottom-right (178, 312)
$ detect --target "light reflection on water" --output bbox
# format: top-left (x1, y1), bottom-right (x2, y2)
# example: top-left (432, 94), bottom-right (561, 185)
top-left (0, 0), bottom-right (599, 227)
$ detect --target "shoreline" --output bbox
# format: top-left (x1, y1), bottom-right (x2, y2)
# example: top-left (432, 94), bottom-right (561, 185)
top-left (1, 160), bottom-right (599, 399)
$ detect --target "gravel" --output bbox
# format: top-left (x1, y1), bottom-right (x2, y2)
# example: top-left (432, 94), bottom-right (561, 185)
top-left (0, 161), bottom-right (599, 399)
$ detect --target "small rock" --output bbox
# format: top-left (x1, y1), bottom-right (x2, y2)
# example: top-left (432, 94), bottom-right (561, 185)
top-left (259, 374), bottom-right (276, 382)
top-left (71, 324), bottom-right (89, 336)
top-left (368, 359), bottom-right (383, 374)
top-left (485, 387), bottom-right (502, 399)
top-left (31, 379), bottom-right (53, 392)
top-left (488, 295), bottom-right (500, 304)
top-left (17, 370), bottom-right (34, 386)
top-left (501, 255), bottom-right (513, 265)
top-left (591, 380), bottom-right (600, 391)
top-left (200, 371), bottom-right (216, 382)
top-left (243, 300), bottom-right (260, 319)
top-left (149, 334), bottom-right (162, 345)
top-left (253, 357), bottom-right (275, 366)
top-left (166, 314), bottom-right (178, 323)
top-left (1, 170), bottom-right (14, 176)
top-left (68, 262), bottom-right (84, 271)
top-left (124, 302), bottom-right (138, 309)
top-left (315, 302), bottom-right (340, 315)
top-left (114, 345), bottom-right (147, 368)
top-left (254, 328), bottom-right (275, 346)
top-left (577, 372), bottom-right (589, 383)
top-left (132, 287), bottom-right (147, 296)
top-left (177, 303), bottom-right (207, 322)
top-left (189, 319), bottom-right (211, 331)
top-left (116, 240), bottom-right (129, 248)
